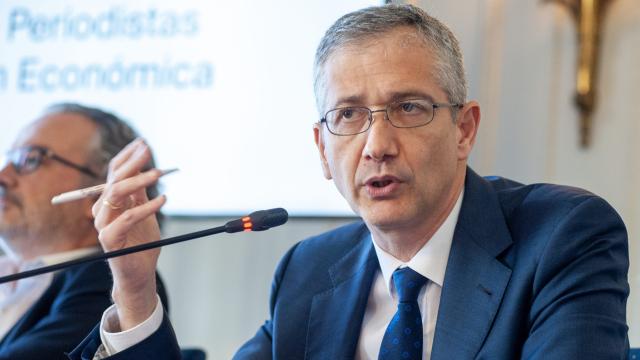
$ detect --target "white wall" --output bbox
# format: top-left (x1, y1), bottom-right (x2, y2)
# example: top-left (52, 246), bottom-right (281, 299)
top-left (157, 1), bottom-right (640, 357)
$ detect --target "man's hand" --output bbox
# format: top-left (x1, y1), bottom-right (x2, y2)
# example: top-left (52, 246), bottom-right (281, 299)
top-left (92, 139), bottom-right (166, 331)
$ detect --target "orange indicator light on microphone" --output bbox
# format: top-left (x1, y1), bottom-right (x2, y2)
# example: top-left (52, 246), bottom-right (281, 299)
top-left (242, 216), bottom-right (253, 231)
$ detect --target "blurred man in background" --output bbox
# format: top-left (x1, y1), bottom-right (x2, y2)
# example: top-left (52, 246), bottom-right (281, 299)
top-left (0, 103), bottom-right (167, 359)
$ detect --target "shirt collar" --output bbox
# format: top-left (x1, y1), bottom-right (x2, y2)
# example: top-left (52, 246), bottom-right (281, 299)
top-left (0, 246), bottom-right (101, 299)
top-left (371, 189), bottom-right (464, 296)
top-left (39, 246), bottom-right (101, 267)
top-left (0, 246), bottom-right (101, 273)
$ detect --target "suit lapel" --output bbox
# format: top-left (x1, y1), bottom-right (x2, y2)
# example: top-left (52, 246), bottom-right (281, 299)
top-left (305, 229), bottom-right (378, 360)
top-left (0, 273), bottom-right (59, 349)
top-left (431, 169), bottom-right (513, 360)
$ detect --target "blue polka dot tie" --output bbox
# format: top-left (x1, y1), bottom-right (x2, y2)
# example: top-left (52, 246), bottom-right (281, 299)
top-left (379, 267), bottom-right (427, 360)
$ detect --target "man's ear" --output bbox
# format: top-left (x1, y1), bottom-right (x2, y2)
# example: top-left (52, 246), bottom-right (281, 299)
top-left (455, 101), bottom-right (481, 161)
top-left (313, 124), bottom-right (332, 180)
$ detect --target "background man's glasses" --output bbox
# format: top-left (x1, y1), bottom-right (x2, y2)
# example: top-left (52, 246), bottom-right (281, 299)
top-left (0, 145), bottom-right (99, 178)
top-left (320, 98), bottom-right (463, 136)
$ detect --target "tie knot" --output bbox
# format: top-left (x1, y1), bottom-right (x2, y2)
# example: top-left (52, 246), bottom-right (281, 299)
top-left (392, 267), bottom-right (427, 302)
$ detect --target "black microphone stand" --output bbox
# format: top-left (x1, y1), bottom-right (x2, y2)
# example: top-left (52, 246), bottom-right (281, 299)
top-left (0, 208), bottom-right (288, 284)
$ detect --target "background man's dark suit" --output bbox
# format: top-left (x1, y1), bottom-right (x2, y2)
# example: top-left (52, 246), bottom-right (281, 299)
top-left (0, 260), bottom-right (113, 360)
top-left (0, 260), bottom-right (168, 360)
top-left (70, 168), bottom-right (629, 359)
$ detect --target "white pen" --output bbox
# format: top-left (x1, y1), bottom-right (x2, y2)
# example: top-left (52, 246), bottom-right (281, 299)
top-left (51, 168), bottom-right (179, 205)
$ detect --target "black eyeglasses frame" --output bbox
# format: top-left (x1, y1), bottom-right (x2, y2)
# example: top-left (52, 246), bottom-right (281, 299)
top-left (319, 99), bottom-right (464, 136)
top-left (4, 145), bottom-right (100, 178)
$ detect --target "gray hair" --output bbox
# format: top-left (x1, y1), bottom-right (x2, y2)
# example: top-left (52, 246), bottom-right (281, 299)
top-left (44, 103), bottom-right (164, 226)
top-left (313, 4), bottom-right (467, 114)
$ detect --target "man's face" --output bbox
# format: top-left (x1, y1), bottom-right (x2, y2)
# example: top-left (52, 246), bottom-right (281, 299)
top-left (314, 28), bottom-right (478, 235)
top-left (0, 113), bottom-right (101, 259)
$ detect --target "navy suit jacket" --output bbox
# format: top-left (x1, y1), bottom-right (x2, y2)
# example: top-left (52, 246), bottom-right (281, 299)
top-left (70, 169), bottom-right (629, 359)
top-left (0, 258), bottom-right (169, 360)
top-left (0, 260), bottom-right (114, 360)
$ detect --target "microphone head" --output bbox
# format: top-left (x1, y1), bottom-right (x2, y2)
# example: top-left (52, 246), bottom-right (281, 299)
top-left (225, 208), bottom-right (289, 233)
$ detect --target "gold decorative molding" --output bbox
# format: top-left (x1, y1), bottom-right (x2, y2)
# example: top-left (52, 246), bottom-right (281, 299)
top-left (546, 0), bottom-right (615, 147)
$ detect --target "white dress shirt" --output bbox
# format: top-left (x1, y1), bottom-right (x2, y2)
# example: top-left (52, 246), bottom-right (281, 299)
top-left (99, 191), bottom-right (463, 358)
top-left (95, 295), bottom-right (164, 359)
top-left (355, 191), bottom-right (463, 359)
top-left (0, 246), bottom-right (101, 340)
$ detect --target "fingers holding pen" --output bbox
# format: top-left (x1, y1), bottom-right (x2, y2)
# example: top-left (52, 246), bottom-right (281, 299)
top-left (92, 138), bottom-right (156, 218)
top-left (106, 138), bottom-right (146, 183)
top-left (93, 169), bottom-right (165, 229)
top-left (97, 194), bottom-right (167, 252)
top-left (109, 140), bottom-right (153, 184)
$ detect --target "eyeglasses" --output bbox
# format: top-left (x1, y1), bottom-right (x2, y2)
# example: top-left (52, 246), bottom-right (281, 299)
top-left (0, 145), bottom-right (99, 178)
top-left (319, 98), bottom-right (463, 136)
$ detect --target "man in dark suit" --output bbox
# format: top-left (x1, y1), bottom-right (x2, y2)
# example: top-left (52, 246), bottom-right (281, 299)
top-left (70, 4), bottom-right (629, 359)
top-left (0, 104), bottom-right (167, 359)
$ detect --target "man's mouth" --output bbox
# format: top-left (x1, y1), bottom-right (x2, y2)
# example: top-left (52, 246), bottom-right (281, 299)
top-left (370, 179), bottom-right (394, 188)
top-left (364, 176), bottom-right (401, 198)
top-left (366, 175), bottom-right (400, 186)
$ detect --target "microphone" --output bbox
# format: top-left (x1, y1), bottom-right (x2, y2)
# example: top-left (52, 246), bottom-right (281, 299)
top-left (224, 208), bottom-right (288, 233)
top-left (0, 208), bottom-right (288, 284)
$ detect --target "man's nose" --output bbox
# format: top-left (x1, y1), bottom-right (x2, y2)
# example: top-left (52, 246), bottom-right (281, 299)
top-left (362, 110), bottom-right (399, 162)
top-left (0, 160), bottom-right (17, 188)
